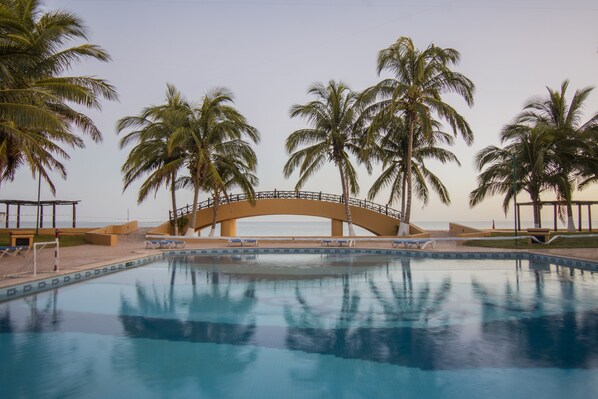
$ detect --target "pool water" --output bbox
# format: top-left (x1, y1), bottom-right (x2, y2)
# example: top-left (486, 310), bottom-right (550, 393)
top-left (1, 253), bottom-right (597, 398)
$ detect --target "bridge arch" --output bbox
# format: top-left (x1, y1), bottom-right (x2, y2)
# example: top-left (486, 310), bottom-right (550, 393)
top-left (153, 191), bottom-right (404, 236)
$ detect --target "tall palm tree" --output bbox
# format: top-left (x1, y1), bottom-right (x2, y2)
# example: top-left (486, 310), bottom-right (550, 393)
top-left (0, 0), bottom-right (117, 192)
top-left (519, 81), bottom-right (598, 230)
top-left (367, 115), bottom-right (460, 216)
top-left (202, 153), bottom-right (258, 237)
top-left (171, 88), bottom-right (260, 236)
top-left (283, 80), bottom-right (363, 236)
top-left (470, 125), bottom-right (558, 227)
top-left (117, 84), bottom-right (189, 235)
top-left (365, 36), bottom-right (474, 230)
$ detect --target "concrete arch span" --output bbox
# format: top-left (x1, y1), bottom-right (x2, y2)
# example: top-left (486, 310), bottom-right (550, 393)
top-left (151, 191), bottom-right (406, 237)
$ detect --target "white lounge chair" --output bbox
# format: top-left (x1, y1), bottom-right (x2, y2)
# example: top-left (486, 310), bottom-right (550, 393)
top-left (392, 239), bottom-right (436, 249)
top-left (0, 246), bottom-right (29, 257)
top-left (228, 238), bottom-right (243, 247)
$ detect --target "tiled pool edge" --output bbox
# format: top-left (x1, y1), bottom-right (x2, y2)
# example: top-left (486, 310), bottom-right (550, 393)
top-left (2, 248), bottom-right (597, 303)
top-left (0, 253), bottom-right (163, 303)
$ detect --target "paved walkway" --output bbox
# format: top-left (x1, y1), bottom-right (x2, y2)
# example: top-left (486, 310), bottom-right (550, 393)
top-left (1, 229), bottom-right (597, 289)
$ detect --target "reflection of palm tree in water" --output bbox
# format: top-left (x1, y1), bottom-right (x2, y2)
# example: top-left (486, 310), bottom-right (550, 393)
top-left (283, 258), bottom-right (458, 372)
top-left (471, 260), bottom-right (598, 368)
top-left (115, 259), bottom-right (258, 397)
top-left (283, 273), bottom-right (369, 397)
top-left (370, 258), bottom-right (452, 325)
top-left (0, 291), bottom-right (91, 398)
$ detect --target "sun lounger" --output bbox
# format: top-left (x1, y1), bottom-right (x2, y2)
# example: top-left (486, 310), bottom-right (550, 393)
top-left (228, 238), bottom-right (243, 247)
top-left (0, 245), bottom-right (29, 257)
top-left (242, 239), bottom-right (258, 247)
top-left (164, 240), bottom-right (185, 248)
top-left (145, 240), bottom-right (162, 249)
top-left (392, 239), bottom-right (436, 249)
top-left (145, 240), bottom-right (184, 249)
top-left (321, 239), bottom-right (354, 247)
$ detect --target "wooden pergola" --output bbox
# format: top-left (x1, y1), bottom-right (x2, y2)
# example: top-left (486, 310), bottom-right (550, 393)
top-left (516, 200), bottom-right (598, 231)
top-left (0, 199), bottom-right (80, 228)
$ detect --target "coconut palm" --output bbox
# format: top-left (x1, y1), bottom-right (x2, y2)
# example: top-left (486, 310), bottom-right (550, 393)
top-left (183, 140), bottom-right (259, 237)
top-left (283, 80), bottom-right (363, 236)
top-left (171, 88), bottom-right (260, 236)
top-left (367, 115), bottom-right (460, 216)
top-left (117, 84), bottom-right (189, 235)
top-left (470, 125), bottom-right (558, 227)
top-left (472, 81), bottom-right (598, 230)
top-left (518, 81), bottom-right (598, 230)
top-left (364, 36), bottom-right (474, 230)
top-left (0, 0), bottom-right (117, 192)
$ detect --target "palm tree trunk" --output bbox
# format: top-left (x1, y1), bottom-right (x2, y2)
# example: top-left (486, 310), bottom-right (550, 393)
top-left (563, 184), bottom-right (576, 231)
top-left (566, 202), bottom-right (576, 231)
top-left (339, 163), bottom-right (356, 236)
top-left (170, 173), bottom-right (179, 236)
top-left (400, 170), bottom-right (407, 217)
top-left (532, 200), bottom-right (540, 228)
top-left (403, 117), bottom-right (415, 225)
top-left (186, 182), bottom-right (200, 236)
top-left (208, 194), bottom-right (219, 237)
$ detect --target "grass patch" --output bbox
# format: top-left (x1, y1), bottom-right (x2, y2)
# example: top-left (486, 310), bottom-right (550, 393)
top-left (0, 234), bottom-right (87, 247)
top-left (464, 233), bottom-right (598, 249)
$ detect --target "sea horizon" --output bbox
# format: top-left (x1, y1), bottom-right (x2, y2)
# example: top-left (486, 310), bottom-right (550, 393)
top-left (2, 219), bottom-right (574, 235)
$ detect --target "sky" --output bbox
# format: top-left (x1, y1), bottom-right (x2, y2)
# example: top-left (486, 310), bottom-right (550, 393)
top-left (3, 0), bottom-right (598, 227)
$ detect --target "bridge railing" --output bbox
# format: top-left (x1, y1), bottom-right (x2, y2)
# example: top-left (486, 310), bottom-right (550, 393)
top-left (169, 190), bottom-right (403, 221)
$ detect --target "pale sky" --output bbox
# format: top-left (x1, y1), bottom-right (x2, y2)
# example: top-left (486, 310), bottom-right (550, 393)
top-left (3, 0), bottom-right (598, 226)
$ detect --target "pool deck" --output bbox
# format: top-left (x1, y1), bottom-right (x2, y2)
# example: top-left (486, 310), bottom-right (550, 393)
top-left (1, 228), bottom-right (597, 290)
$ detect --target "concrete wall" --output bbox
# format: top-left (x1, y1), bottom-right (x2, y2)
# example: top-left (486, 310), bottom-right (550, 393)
top-left (449, 223), bottom-right (483, 236)
top-left (84, 221), bottom-right (139, 246)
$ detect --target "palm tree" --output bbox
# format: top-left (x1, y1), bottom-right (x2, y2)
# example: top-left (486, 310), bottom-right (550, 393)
top-left (0, 0), bottom-right (117, 192)
top-left (367, 115), bottom-right (460, 216)
top-left (197, 142), bottom-right (258, 237)
top-left (472, 81), bottom-right (598, 230)
top-left (171, 88), bottom-right (260, 236)
top-left (470, 125), bottom-right (558, 228)
top-left (365, 36), bottom-right (474, 231)
top-left (519, 81), bottom-right (598, 230)
top-left (283, 80), bottom-right (363, 236)
top-left (117, 84), bottom-right (189, 235)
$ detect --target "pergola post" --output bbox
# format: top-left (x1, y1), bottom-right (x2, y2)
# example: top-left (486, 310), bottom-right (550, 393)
top-left (16, 204), bottom-right (21, 228)
top-left (553, 204), bottom-right (558, 231)
top-left (72, 203), bottom-right (76, 228)
top-left (578, 203), bottom-right (582, 232)
top-left (40, 205), bottom-right (44, 228)
top-left (5, 204), bottom-right (8, 228)
top-left (588, 205), bottom-right (592, 232)
top-left (52, 203), bottom-right (56, 228)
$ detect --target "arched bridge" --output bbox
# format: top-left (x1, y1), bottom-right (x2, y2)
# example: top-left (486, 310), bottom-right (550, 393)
top-left (158, 190), bottom-right (404, 236)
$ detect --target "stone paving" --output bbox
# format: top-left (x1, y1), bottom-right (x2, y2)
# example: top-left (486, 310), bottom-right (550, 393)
top-left (1, 228), bottom-right (597, 290)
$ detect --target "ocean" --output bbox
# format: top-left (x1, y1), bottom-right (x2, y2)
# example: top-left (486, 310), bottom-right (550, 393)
top-left (2, 218), bottom-right (571, 235)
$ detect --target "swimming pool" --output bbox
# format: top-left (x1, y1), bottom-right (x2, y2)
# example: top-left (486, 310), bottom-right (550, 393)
top-left (1, 252), bottom-right (597, 398)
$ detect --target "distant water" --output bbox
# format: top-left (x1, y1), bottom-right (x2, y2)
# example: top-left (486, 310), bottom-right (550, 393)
top-left (4, 219), bottom-right (571, 235)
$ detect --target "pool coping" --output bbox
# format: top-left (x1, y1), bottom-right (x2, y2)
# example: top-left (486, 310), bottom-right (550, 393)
top-left (1, 247), bottom-right (597, 303)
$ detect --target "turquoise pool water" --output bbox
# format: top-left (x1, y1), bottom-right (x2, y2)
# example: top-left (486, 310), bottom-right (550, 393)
top-left (1, 253), bottom-right (597, 398)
